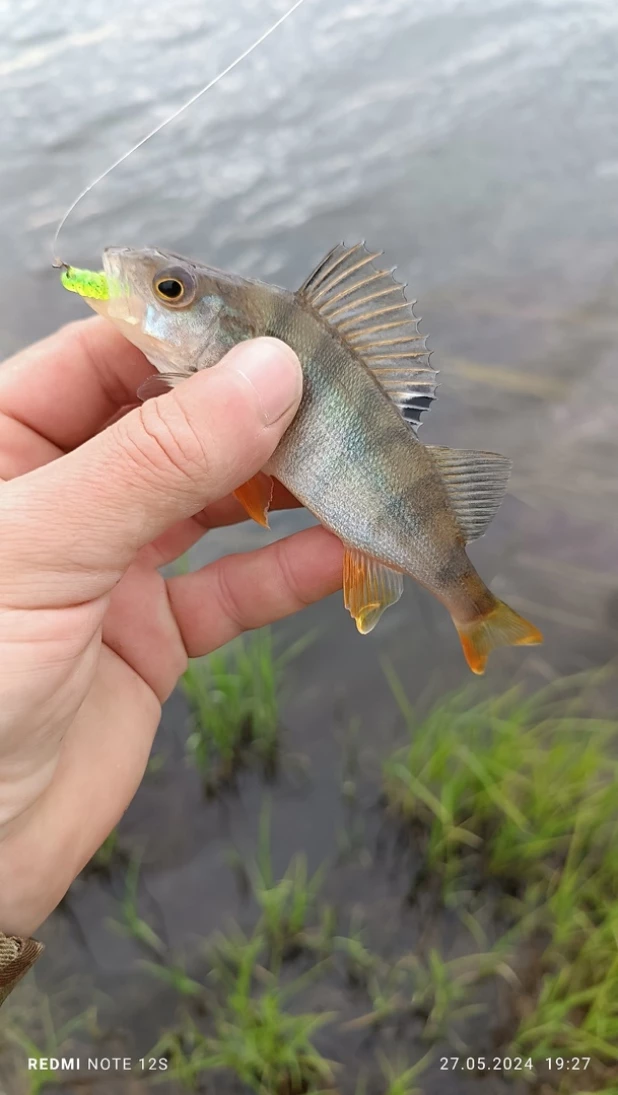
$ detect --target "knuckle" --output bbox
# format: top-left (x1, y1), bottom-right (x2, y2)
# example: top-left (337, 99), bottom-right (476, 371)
top-left (273, 538), bottom-right (312, 609)
top-left (215, 556), bottom-right (250, 630)
top-left (120, 397), bottom-right (211, 488)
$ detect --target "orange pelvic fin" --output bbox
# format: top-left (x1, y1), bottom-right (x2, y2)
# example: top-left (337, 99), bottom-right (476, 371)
top-left (233, 473), bottom-right (274, 528)
top-left (343, 548), bottom-right (404, 634)
top-left (456, 599), bottom-right (543, 675)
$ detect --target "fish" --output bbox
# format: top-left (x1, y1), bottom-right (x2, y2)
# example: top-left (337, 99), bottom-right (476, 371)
top-left (61, 242), bottom-right (543, 674)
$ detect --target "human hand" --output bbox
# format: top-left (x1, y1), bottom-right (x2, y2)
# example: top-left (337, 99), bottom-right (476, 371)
top-left (0, 319), bottom-right (342, 937)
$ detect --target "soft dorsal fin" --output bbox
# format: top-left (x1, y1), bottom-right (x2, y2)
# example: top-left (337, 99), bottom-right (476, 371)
top-left (298, 242), bottom-right (438, 429)
top-left (427, 445), bottom-right (512, 542)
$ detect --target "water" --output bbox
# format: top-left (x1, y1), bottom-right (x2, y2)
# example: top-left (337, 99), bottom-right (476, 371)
top-left (2, 0), bottom-right (618, 1090)
top-left (3, 0), bottom-right (618, 533)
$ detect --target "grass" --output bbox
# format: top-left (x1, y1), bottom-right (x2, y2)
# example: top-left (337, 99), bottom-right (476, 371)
top-left (228, 802), bottom-right (329, 961)
top-left (378, 1051), bottom-right (433, 1095)
top-left (153, 936), bottom-right (336, 1094)
top-left (508, 888), bottom-right (618, 1077)
top-left (182, 626), bottom-right (314, 793)
top-left (0, 989), bottom-right (97, 1095)
top-left (381, 666), bottom-right (618, 1089)
top-left (347, 938), bottom-right (513, 1049)
top-left (139, 957), bottom-right (206, 1003)
top-left (352, 1054), bottom-right (431, 1095)
top-left (10, 660), bottom-right (618, 1095)
top-left (397, 948), bottom-right (506, 1042)
top-left (107, 855), bottom-right (166, 958)
top-left (381, 667), bottom-right (618, 895)
top-left (333, 910), bottom-right (378, 988)
top-left (108, 858), bottom-right (213, 1009)
top-left (132, 812), bottom-right (336, 1092)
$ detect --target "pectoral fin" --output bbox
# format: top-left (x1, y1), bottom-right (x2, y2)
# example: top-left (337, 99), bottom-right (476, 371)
top-left (234, 473), bottom-right (274, 528)
top-left (137, 372), bottom-right (187, 400)
top-left (343, 548), bottom-right (404, 634)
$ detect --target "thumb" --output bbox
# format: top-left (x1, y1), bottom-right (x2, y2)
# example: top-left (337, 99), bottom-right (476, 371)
top-left (0, 337), bottom-right (302, 608)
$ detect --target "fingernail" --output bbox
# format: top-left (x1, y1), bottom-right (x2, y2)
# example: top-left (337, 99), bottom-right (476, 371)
top-left (222, 337), bottom-right (303, 424)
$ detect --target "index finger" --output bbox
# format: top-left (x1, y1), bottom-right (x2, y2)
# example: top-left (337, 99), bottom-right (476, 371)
top-left (0, 316), bottom-right (153, 453)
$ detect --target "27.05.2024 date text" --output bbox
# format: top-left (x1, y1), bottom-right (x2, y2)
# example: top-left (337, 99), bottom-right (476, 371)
top-left (439, 1057), bottom-right (592, 1073)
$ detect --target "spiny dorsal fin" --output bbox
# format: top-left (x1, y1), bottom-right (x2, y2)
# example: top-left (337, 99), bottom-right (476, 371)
top-left (428, 445), bottom-right (512, 543)
top-left (298, 242), bottom-right (438, 429)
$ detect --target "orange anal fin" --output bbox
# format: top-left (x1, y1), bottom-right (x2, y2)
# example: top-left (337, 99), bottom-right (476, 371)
top-left (456, 599), bottom-right (543, 675)
top-left (234, 473), bottom-right (274, 528)
top-left (343, 548), bottom-right (404, 634)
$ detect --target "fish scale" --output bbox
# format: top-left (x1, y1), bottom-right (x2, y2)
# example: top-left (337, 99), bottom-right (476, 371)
top-left (61, 242), bottom-right (542, 673)
top-left (266, 307), bottom-right (444, 568)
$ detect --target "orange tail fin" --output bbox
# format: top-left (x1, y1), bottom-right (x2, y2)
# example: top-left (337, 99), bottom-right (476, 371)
top-left (456, 599), bottom-right (543, 675)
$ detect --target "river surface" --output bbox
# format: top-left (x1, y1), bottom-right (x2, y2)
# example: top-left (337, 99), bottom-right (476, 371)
top-left (2, 1), bottom-right (618, 1091)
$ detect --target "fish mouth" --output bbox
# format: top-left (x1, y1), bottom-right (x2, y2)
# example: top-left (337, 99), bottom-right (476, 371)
top-left (100, 245), bottom-right (183, 324)
top-left (92, 247), bottom-right (185, 372)
top-left (99, 247), bottom-right (148, 327)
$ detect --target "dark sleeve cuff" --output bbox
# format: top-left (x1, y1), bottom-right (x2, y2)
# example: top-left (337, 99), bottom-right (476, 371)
top-left (0, 932), bottom-right (44, 1006)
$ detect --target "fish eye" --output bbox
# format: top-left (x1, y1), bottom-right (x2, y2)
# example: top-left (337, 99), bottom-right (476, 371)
top-left (153, 266), bottom-right (197, 308)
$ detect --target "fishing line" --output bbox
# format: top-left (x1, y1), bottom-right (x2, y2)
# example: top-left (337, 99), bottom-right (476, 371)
top-left (51, 0), bottom-right (309, 268)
